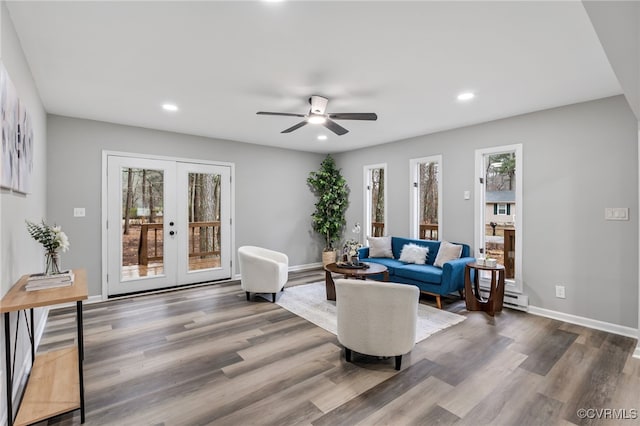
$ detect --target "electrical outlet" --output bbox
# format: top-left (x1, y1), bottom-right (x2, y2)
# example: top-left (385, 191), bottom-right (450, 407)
top-left (555, 285), bottom-right (566, 299)
top-left (73, 208), bottom-right (86, 217)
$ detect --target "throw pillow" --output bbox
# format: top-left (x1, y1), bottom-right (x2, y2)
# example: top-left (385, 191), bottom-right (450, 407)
top-left (367, 236), bottom-right (394, 258)
top-left (399, 243), bottom-right (429, 265)
top-left (434, 241), bottom-right (463, 268)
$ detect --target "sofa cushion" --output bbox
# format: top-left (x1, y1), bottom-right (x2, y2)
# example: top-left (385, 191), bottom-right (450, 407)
top-left (394, 264), bottom-right (443, 285)
top-left (391, 237), bottom-right (440, 265)
top-left (399, 243), bottom-right (429, 265)
top-left (434, 241), bottom-right (463, 267)
top-left (367, 236), bottom-right (394, 258)
top-left (363, 257), bottom-right (403, 275)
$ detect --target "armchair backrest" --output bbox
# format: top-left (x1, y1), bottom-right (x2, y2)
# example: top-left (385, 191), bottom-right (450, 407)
top-left (335, 279), bottom-right (418, 357)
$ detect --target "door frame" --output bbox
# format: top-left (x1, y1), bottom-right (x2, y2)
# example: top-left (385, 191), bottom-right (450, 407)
top-left (101, 150), bottom-right (236, 300)
top-left (474, 143), bottom-right (523, 293)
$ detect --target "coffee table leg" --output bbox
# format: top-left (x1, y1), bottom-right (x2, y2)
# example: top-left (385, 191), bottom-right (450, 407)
top-left (325, 269), bottom-right (336, 301)
top-left (383, 271), bottom-right (389, 282)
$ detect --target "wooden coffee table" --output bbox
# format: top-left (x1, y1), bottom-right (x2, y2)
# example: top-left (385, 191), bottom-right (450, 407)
top-left (324, 262), bottom-right (389, 301)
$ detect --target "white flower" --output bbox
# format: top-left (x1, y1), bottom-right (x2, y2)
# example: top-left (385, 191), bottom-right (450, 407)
top-left (26, 220), bottom-right (71, 253)
top-left (58, 231), bottom-right (70, 252)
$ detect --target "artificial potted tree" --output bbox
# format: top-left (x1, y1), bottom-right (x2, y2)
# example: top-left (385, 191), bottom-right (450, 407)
top-left (307, 155), bottom-right (349, 266)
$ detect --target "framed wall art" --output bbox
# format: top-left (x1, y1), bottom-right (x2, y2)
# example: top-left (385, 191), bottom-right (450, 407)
top-left (1, 62), bottom-right (33, 194)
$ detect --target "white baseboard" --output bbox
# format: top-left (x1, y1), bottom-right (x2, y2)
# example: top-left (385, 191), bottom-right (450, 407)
top-left (528, 305), bottom-right (638, 339)
top-left (86, 295), bottom-right (104, 304)
top-left (289, 262), bottom-right (323, 272)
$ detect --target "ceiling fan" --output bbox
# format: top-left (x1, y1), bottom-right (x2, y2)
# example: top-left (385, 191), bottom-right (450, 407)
top-left (257, 95), bottom-right (378, 136)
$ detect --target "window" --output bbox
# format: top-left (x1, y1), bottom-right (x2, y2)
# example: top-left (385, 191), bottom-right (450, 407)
top-left (475, 145), bottom-right (522, 293)
top-left (410, 156), bottom-right (442, 240)
top-left (364, 164), bottom-right (387, 238)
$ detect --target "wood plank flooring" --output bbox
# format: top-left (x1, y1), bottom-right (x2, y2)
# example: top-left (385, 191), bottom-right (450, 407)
top-left (35, 270), bottom-right (640, 426)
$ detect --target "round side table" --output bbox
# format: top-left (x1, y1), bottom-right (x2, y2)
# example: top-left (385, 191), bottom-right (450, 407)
top-left (464, 262), bottom-right (505, 316)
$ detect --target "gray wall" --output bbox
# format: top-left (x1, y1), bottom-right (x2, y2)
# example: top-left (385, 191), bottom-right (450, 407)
top-left (0, 1), bottom-right (48, 420)
top-left (47, 116), bottom-right (325, 297)
top-left (335, 95), bottom-right (638, 328)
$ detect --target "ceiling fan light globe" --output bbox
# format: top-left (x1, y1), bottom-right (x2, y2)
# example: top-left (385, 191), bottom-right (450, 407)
top-left (307, 115), bottom-right (327, 124)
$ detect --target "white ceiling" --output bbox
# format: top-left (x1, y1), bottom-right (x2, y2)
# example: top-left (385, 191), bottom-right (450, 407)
top-left (6, 1), bottom-right (622, 154)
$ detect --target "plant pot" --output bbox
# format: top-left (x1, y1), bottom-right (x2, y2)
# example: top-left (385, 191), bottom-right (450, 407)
top-left (322, 250), bottom-right (337, 266)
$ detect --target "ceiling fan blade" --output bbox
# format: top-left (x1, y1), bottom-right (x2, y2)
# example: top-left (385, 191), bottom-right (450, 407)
top-left (328, 113), bottom-right (378, 121)
top-left (281, 121), bottom-right (308, 133)
top-left (257, 111), bottom-right (306, 118)
top-left (323, 119), bottom-right (349, 136)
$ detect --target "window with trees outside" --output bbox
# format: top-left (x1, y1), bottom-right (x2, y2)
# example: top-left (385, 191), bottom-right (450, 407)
top-left (364, 164), bottom-right (386, 238)
top-left (410, 155), bottom-right (442, 240)
top-left (475, 145), bottom-right (522, 293)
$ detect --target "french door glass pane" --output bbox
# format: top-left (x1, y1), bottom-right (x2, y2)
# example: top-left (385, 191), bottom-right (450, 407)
top-left (121, 167), bottom-right (164, 280)
top-left (187, 172), bottom-right (222, 271)
top-left (484, 152), bottom-right (516, 279)
top-left (418, 161), bottom-right (439, 240)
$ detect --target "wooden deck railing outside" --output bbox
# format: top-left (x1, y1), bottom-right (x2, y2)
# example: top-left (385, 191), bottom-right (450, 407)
top-left (137, 221), bottom-right (221, 265)
top-left (419, 224), bottom-right (438, 240)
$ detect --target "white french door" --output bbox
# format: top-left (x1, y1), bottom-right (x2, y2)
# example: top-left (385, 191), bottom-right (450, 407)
top-left (106, 155), bottom-right (231, 296)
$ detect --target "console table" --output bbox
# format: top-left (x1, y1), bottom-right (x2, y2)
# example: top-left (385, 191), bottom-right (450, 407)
top-left (1, 269), bottom-right (87, 426)
top-left (464, 262), bottom-right (505, 316)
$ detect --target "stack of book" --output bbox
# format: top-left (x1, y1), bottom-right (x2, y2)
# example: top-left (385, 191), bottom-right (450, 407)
top-left (26, 270), bottom-right (75, 291)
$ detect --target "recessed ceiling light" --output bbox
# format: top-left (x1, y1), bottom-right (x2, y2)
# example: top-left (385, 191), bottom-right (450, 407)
top-left (162, 103), bottom-right (178, 112)
top-left (457, 92), bottom-right (475, 101)
top-left (317, 135), bottom-right (328, 141)
top-left (307, 115), bottom-right (327, 124)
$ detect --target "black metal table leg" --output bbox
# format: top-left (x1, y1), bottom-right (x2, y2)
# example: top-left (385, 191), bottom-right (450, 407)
top-left (77, 301), bottom-right (85, 423)
top-left (76, 300), bottom-right (84, 423)
top-left (29, 308), bottom-right (35, 364)
top-left (5, 312), bottom-right (13, 426)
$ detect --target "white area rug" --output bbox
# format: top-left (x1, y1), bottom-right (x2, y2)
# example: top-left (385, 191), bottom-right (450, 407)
top-left (276, 282), bottom-right (465, 343)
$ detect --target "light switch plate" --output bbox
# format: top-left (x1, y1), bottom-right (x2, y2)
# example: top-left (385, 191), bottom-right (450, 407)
top-left (74, 208), bottom-right (86, 217)
top-left (605, 207), bottom-right (629, 221)
top-left (463, 191), bottom-right (470, 200)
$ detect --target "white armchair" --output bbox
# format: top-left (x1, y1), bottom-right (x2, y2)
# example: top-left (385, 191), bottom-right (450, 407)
top-left (238, 246), bottom-right (288, 303)
top-left (335, 278), bottom-right (419, 370)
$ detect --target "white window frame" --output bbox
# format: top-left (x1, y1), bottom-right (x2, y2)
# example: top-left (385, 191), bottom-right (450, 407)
top-left (474, 144), bottom-right (523, 293)
top-left (363, 163), bottom-right (387, 239)
top-left (409, 155), bottom-right (443, 239)
top-left (497, 203), bottom-right (508, 215)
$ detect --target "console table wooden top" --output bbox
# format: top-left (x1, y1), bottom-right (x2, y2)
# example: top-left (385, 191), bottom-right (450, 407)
top-left (1, 269), bottom-right (88, 313)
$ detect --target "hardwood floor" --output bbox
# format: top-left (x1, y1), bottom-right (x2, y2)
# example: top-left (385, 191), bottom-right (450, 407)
top-left (36, 270), bottom-right (640, 426)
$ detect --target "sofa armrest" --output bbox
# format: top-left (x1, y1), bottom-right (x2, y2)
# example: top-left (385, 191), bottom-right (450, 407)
top-left (358, 247), bottom-right (371, 259)
top-left (441, 256), bottom-right (475, 293)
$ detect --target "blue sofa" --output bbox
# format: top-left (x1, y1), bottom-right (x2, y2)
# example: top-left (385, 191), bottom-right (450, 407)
top-left (358, 237), bottom-right (474, 309)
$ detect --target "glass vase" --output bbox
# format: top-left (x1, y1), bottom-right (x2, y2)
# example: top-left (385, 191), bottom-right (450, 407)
top-left (45, 250), bottom-right (61, 275)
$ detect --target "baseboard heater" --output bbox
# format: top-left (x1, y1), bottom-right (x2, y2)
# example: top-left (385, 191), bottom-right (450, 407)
top-left (478, 286), bottom-right (529, 312)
